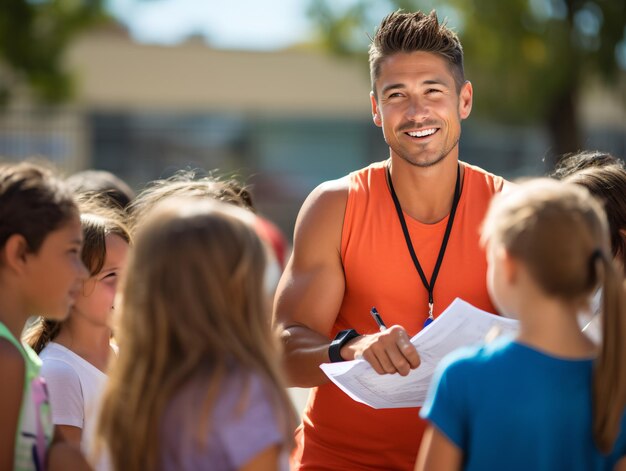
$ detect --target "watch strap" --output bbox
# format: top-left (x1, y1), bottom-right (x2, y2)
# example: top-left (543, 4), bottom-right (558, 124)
top-left (328, 329), bottom-right (361, 363)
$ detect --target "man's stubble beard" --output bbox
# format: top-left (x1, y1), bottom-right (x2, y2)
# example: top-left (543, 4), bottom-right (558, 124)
top-left (390, 134), bottom-right (461, 169)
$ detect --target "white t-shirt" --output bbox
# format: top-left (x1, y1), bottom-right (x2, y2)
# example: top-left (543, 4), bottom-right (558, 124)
top-left (39, 342), bottom-right (110, 459)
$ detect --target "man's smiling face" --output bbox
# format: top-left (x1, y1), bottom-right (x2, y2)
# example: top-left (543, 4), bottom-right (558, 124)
top-left (371, 51), bottom-right (473, 168)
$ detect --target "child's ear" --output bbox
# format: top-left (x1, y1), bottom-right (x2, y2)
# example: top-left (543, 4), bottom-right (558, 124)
top-left (499, 247), bottom-right (518, 284)
top-left (2, 234), bottom-right (31, 274)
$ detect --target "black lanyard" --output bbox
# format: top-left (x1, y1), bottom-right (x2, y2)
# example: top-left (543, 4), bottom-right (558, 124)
top-left (385, 162), bottom-right (462, 325)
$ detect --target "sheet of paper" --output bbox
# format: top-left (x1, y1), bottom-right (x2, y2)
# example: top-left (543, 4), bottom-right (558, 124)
top-left (320, 298), bottom-right (518, 409)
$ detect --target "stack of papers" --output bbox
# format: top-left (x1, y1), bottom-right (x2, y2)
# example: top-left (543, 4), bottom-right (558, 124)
top-left (320, 298), bottom-right (518, 409)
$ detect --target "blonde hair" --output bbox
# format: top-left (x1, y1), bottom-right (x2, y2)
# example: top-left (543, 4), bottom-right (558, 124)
top-left (481, 179), bottom-right (626, 453)
top-left (23, 203), bottom-right (131, 353)
top-left (96, 198), bottom-right (295, 471)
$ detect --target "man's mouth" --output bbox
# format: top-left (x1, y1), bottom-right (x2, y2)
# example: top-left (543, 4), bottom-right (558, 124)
top-left (405, 128), bottom-right (438, 138)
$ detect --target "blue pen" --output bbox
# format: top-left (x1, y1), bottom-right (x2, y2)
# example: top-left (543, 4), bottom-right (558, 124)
top-left (370, 307), bottom-right (387, 332)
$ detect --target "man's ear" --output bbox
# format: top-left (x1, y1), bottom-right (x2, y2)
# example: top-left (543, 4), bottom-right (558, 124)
top-left (2, 234), bottom-right (31, 275)
top-left (458, 81), bottom-right (473, 120)
top-left (370, 91), bottom-right (382, 127)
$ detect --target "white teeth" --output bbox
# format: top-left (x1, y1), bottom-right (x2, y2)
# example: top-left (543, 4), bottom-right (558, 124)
top-left (407, 128), bottom-right (436, 137)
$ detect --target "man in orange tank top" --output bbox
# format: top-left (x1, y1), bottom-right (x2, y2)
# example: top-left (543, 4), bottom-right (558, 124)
top-left (273, 10), bottom-right (505, 470)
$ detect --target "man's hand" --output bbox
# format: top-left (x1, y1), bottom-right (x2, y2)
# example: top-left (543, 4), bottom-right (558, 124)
top-left (340, 325), bottom-right (420, 376)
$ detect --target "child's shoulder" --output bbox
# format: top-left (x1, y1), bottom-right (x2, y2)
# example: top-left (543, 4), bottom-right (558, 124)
top-left (219, 368), bottom-right (276, 407)
top-left (0, 337), bottom-right (26, 374)
top-left (40, 343), bottom-right (80, 367)
top-left (39, 348), bottom-right (81, 384)
top-left (438, 337), bottom-right (516, 378)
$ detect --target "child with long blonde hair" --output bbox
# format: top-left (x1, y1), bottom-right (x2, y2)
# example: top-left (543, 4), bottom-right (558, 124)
top-left (97, 198), bottom-right (295, 471)
top-left (416, 179), bottom-right (626, 471)
top-left (23, 203), bottom-right (130, 459)
top-left (0, 162), bottom-right (89, 470)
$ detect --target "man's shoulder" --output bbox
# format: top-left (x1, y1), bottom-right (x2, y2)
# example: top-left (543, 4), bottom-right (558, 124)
top-left (296, 160), bottom-right (388, 235)
top-left (305, 175), bottom-right (350, 215)
top-left (463, 161), bottom-right (507, 194)
top-left (346, 160), bottom-right (388, 186)
top-left (292, 176), bottom-right (350, 249)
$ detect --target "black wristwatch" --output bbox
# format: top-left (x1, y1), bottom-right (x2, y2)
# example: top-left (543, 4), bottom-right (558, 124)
top-left (328, 329), bottom-right (361, 363)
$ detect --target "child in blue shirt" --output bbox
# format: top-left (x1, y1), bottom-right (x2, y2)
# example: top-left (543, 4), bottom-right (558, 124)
top-left (416, 179), bottom-right (626, 471)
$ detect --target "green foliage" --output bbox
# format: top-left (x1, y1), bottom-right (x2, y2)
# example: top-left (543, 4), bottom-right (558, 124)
top-left (457, 0), bottom-right (625, 123)
top-left (308, 0), bottom-right (626, 125)
top-left (0, 0), bottom-right (107, 105)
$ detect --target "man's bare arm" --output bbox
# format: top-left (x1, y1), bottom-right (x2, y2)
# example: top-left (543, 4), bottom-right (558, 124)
top-left (273, 177), bottom-right (421, 387)
top-left (273, 178), bottom-right (349, 387)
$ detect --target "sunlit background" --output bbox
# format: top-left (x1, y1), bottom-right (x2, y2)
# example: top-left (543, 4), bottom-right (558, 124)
top-left (1, 0), bottom-right (625, 236)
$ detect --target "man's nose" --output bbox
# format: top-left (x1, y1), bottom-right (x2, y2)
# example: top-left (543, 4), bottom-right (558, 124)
top-left (406, 96), bottom-right (429, 122)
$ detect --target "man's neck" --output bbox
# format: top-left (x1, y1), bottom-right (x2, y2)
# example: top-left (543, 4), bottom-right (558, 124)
top-left (388, 155), bottom-right (463, 224)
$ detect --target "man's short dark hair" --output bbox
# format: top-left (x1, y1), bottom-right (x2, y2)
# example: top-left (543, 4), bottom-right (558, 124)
top-left (369, 10), bottom-right (465, 98)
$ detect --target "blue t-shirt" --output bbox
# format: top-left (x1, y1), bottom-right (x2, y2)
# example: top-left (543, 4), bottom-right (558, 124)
top-left (421, 338), bottom-right (626, 471)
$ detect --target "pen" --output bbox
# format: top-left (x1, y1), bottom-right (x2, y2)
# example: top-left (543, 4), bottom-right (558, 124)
top-left (370, 307), bottom-right (387, 332)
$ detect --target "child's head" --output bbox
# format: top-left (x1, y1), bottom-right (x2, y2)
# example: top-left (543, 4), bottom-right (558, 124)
top-left (122, 197), bottom-right (270, 360)
top-left (25, 205), bottom-right (131, 352)
top-left (98, 198), bottom-right (292, 470)
top-left (551, 150), bottom-right (624, 180)
top-left (128, 170), bottom-right (283, 299)
top-left (0, 162), bottom-right (86, 321)
top-left (128, 171), bottom-right (253, 235)
top-left (66, 169), bottom-right (135, 211)
top-left (564, 164), bottom-right (626, 268)
top-left (72, 210), bottom-right (131, 326)
top-left (481, 179), bottom-right (610, 315)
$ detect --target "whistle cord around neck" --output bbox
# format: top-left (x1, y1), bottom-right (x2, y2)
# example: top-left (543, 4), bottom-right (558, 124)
top-left (385, 163), bottom-right (462, 323)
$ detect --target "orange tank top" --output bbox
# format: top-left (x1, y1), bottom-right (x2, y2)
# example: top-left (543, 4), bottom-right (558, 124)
top-left (292, 161), bottom-right (505, 470)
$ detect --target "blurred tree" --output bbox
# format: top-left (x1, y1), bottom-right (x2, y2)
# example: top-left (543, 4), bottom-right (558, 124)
top-left (0, 0), bottom-right (107, 105)
top-left (308, 0), bottom-right (626, 164)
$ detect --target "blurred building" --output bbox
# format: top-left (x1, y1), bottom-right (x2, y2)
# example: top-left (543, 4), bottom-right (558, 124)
top-left (0, 25), bottom-right (624, 235)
